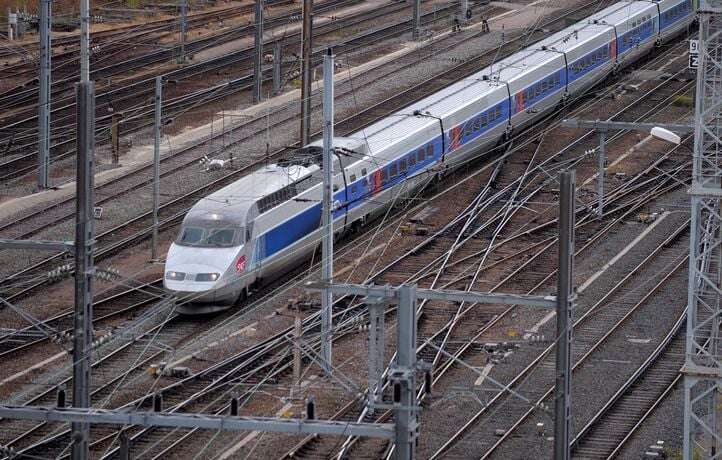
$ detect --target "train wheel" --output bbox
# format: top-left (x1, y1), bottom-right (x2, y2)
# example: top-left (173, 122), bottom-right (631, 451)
top-left (236, 288), bottom-right (248, 305)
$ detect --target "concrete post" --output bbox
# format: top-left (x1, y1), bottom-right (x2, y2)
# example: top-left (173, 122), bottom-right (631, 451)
top-left (300, 0), bottom-right (313, 145)
top-left (111, 113), bottom-right (123, 164)
top-left (80, 0), bottom-right (90, 82)
top-left (368, 301), bottom-right (385, 411)
top-left (178, 0), bottom-right (187, 64)
top-left (72, 81), bottom-right (95, 460)
top-left (253, 0), bottom-right (264, 103)
top-left (152, 77), bottom-right (162, 261)
top-left (293, 305), bottom-right (302, 394)
top-left (119, 431), bottom-right (130, 460)
top-left (553, 170), bottom-right (575, 460)
top-left (320, 49), bottom-right (334, 375)
top-left (38, 0), bottom-right (51, 189)
top-left (597, 132), bottom-right (605, 217)
top-left (412, 0), bottom-right (420, 40)
top-left (394, 284), bottom-right (418, 460)
top-left (273, 41), bottom-right (282, 95)
top-left (7, 9), bottom-right (15, 41)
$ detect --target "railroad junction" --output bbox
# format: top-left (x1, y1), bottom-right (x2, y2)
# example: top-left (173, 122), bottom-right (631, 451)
top-left (0, 0), bottom-right (718, 458)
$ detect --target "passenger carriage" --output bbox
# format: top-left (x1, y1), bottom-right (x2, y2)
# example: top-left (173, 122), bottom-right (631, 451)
top-left (164, 0), bottom-right (696, 313)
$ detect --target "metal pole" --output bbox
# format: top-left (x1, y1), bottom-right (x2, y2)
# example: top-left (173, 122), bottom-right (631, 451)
top-left (293, 305), bottom-right (302, 395)
top-left (597, 132), bottom-right (605, 217)
top-left (273, 41), bottom-right (282, 95)
top-left (553, 170), bottom-right (575, 460)
top-left (253, 0), bottom-right (264, 103)
top-left (320, 48), bottom-right (334, 375)
top-left (178, 0), bottom-right (187, 64)
top-left (111, 113), bottom-right (122, 164)
top-left (459, 0), bottom-right (468, 24)
top-left (80, 0), bottom-right (90, 82)
top-left (395, 284), bottom-right (418, 460)
top-left (300, 0), bottom-right (313, 145)
top-left (38, 0), bottom-right (51, 189)
top-left (152, 77), bottom-right (162, 261)
top-left (368, 301), bottom-right (385, 412)
top-left (683, 2), bottom-right (722, 455)
top-left (119, 431), bottom-right (130, 460)
top-left (412, 0), bottom-right (420, 40)
top-left (72, 81), bottom-right (95, 460)
top-left (7, 9), bottom-right (14, 41)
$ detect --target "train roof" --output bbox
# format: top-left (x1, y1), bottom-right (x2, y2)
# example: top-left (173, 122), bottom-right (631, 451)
top-left (185, 163), bottom-right (316, 225)
top-left (654, 0), bottom-right (689, 10)
top-left (314, 0), bottom-right (667, 168)
top-left (493, 48), bottom-right (562, 82)
top-left (586, 1), bottom-right (654, 26)
top-left (535, 22), bottom-right (614, 53)
top-left (350, 67), bottom-right (510, 158)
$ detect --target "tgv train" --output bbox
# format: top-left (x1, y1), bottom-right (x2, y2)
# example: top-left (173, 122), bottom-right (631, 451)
top-left (165, 0), bottom-right (694, 314)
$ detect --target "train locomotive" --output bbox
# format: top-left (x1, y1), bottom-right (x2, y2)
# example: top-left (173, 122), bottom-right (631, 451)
top-left (164, 0), bottom-right (694, 314)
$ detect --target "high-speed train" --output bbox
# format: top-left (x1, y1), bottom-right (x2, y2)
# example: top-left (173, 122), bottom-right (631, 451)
top-left (165, 0), bottom-right (694, 313)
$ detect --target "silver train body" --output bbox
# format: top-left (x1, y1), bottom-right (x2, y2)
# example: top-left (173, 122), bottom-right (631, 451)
top-left (164, 0), bottom-right (694, 314)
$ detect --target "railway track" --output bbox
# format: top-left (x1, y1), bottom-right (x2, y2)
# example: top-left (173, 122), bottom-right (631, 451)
top-left (4, 83), bottom-right (691, 460)
top-left (0, 2), bottom-right (696, 455)
top-left (570, 313), bottom-right (686, 460)
top-left (472, 239), bottom-right (688, 460)
top-left (0, 0), bottom-right (596, 302)
top-left (0, 0), bottom-right (352, 112)
top-left (0, 0), bottom-right (293, 66)
top-left (0, 280), bottom-right (165, 360)
top-left (0, 0), bottom-right (458, 182)
top-left (288, 40), bottom-right (695, 458)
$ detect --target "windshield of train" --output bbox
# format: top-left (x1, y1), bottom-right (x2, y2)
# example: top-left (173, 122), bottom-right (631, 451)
top-left (176, 224), bottom-right (244, 247)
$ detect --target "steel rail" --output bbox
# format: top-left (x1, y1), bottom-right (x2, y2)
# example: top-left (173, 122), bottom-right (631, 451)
top-left (0, 0), bottom-right (597, 301)
top-left (0, 280), bottom-right (164, 360)
top-left (0, 0), bottom-right (294, 66)
top-left (0, 0), bottom-right (448, 171)
top-left (0, 3), bottom-right (458, 183)
top-left (0, 9), bottom-right (688, 458)
top-left (570, 310), bottom-right (686, 458)
top-left (287, 57), bottom-right (695, 460)
top-left (475, 249), bottom-right (690, 459)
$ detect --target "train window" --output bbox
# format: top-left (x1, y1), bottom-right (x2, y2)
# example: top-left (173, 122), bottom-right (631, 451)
top-left (409, 155), bottom-right (416, 167)
top-left (362, 168), bottom-right (367, 176)
top-left (473, 117), bottom-right (481, 131)
top-left (427, 144), bottom-right (434, 158)
top-left (333, 184), bottom-right (339, 192)
top-left (350, 174), bottom-right (357, 182)
top-left (179, 227), bottom-right (204, 245)
top-left (382, 169), bottom-right (389, 182)
top-left (351, 185), bottom-right (357, 194)
top-left (495, 106), bottom-right (502, 118)
top-left (399, 159), bottom-right (407, 173)
top-left (417, 148), bottom-right (425, 162)
top-left (481, 114), bottom-right (488, 126)
top-left (208, 228), bottom-right (236, 247)
top-left (390, 163), bottom-right (398, 177)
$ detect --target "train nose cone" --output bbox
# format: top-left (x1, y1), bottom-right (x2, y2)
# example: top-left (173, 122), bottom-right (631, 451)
top-left (164, 262), bottom-right (225, 292)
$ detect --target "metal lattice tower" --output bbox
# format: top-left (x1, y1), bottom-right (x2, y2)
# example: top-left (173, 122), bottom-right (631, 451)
top-left (684, 2), bottom-right (722, 457)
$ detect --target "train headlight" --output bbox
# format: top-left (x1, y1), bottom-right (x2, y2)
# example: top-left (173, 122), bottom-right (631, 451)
top-left (165, 271), bottom-right (185, 281)
top-left (195, 273), bottom-right (220, 282)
